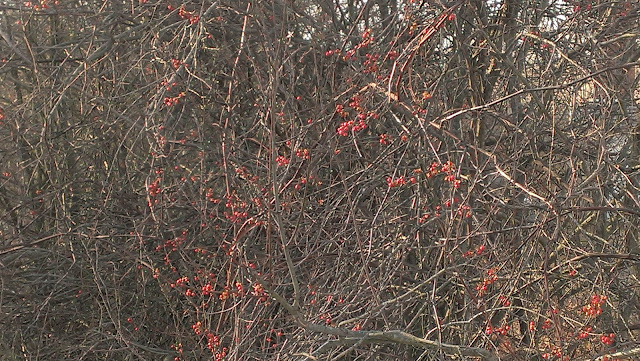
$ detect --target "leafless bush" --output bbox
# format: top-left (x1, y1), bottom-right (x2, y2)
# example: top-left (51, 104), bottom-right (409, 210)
top-left (1, 1), bottom-right (639, 360)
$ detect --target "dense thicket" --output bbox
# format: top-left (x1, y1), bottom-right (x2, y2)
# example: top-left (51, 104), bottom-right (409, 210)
top-left (1, 1), bottom-right (639, 360)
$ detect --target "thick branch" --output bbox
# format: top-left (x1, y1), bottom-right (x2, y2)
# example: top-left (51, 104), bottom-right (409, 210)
top-left (266, 286), bottom-right (498, 361)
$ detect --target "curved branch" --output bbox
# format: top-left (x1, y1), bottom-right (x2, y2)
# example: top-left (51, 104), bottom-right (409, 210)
top-left (266, 284), bottom-right (498, 361)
